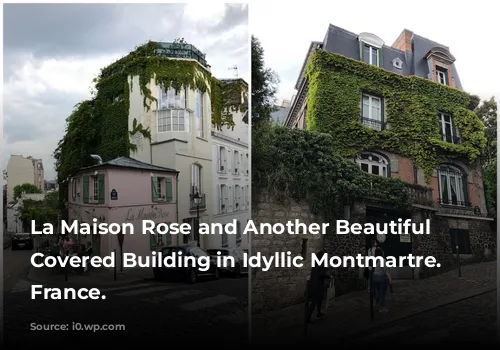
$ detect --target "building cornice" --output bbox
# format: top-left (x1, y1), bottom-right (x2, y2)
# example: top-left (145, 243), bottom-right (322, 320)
top-left (211, 131), bottom-right (248, 148)
top-left (285, 78), bottom-right (309, 128)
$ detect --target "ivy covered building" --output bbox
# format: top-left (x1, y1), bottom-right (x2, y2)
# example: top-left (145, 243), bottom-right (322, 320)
top-left (285, 24), bottom-right (495, 279)
top-left (56, 41), bottom-right (247, 251)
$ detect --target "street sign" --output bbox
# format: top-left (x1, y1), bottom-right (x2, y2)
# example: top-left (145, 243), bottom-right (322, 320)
top-left (111, 189), bottom-right (118, 200)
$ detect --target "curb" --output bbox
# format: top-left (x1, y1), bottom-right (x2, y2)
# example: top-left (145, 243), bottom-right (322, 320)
top-left (25, 267), bottom-right (153, 288)
top-left (317, 285), bottom-right (497, 341)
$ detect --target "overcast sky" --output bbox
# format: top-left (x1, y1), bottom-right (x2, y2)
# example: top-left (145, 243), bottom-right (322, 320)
top-left (3, 3), bottom-right (249, 181)
top-left (252, 1), bottom-right (499, 106)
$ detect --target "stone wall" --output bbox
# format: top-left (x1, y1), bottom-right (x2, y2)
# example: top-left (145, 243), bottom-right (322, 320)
top-left (251, 191), bottom-right (324, 314)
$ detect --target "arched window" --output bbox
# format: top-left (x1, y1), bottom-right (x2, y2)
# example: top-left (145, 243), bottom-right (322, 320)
top-left (356, 152), bottom-right (389, 177)
top-left (437, 164), bottom-right (468, 207)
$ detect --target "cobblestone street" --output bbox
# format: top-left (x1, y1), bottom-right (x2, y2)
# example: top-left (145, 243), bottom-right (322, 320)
top-left (4, 249), bottom-right (248, 344)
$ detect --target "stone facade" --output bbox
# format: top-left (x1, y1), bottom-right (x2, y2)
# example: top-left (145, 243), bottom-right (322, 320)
top-left (252, 189), bottom-right (496, 314)
top-left (251, 191), bottom-right (324, 314)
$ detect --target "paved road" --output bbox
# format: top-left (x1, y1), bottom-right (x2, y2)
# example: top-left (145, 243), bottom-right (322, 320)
top-left (3, 247), bottom-right (33, 291)
top-left (4, 251), bottom-right (248, 344)
top-left (341, 290), bottom-right (497, 346)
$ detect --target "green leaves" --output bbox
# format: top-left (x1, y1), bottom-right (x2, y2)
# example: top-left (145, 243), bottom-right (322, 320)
top-left (305, 50), bottom-right (487, 182)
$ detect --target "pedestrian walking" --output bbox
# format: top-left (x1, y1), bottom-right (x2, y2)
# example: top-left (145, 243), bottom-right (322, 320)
top-left (365, 239), bottom-right (377, 291)
top-left (307, 250), bottom-right (329, 322)
top-left (372, 247), bottom-right (391, 313)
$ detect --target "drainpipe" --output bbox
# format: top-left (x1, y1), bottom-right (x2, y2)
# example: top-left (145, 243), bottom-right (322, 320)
top-left (176, 172), bottom-right (179, 245)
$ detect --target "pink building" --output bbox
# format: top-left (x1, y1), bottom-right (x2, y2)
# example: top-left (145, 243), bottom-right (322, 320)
top-left (67, 157), bottom-right (178, 265)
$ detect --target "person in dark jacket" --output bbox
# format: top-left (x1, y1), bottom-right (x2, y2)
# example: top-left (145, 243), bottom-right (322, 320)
top-left (307, 250), bottom-right (329, 322)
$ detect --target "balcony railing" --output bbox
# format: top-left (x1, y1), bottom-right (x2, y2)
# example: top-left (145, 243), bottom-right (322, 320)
top-left (190, 193), bottom-right (207, 210)
top-left (439, 132), bottom-right (462, 145)
top-left (437, 198), bottom-right (471, 208)
top-left (405, 183), bottom-right (434, 207)
top-left (361, 117), bottom-right (385, 131)
top-left (155, 42), bottom-right (208, 68)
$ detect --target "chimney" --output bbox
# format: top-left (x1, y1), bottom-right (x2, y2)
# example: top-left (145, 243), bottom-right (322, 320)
top-left (392, 29), bottom-right (413, 52)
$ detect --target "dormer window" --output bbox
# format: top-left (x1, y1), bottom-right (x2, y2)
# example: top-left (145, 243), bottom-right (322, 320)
top-left (358, 32), bottom-right (385, 67)
top-left (363, 44), bottom-right (379, 66)
top-left (436, 67), bottom-right (448, 85)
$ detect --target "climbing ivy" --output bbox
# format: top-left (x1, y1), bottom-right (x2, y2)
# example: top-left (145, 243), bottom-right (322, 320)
top-left (252, 123), bottom-right (413, 219)
top-left (54, 41), bottom-right (245, 206)
top-left (305, 49), bottom-right (486, 182)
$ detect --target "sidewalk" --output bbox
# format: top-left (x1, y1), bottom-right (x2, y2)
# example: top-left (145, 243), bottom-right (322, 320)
top-left (251, 261), bottom-right (496, 343)
top-left (26, 265), bottom-right (153, 287)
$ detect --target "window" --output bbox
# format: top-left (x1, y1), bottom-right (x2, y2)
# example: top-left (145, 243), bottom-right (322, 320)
top-left (246, 185), bottom-right (250, 206)
top-left (356, 152), bottom-right (389, 177)
top-left (191, 164), bottom-right (201, 195)
top-left (436, 67), bottom-right (448, 85)
top-left (362, 94), bottom-right (383, 130)
top-left (363, 44), bottom-right (379, 66)
top-left (71, 179), bottom-right (76, 199)
top-left (233, 150), bottom-right (240, 175)
top-left (157, 86), bottom-right (190, 133)
top-left (438, 113), bottom-right (459, 144)
top-left (236, 220), bottom-right (242, 244)
top-left (438, 165), bottom-right (468, 207)
top-left (159, 86), bottom-right (186, 109)
top-left (222, 224), bottom-right (229, 247)
top-left (234, 185), bottom-right (240, 210)
top-left (152, 176), bottom-right (173, 202)
top-left (195, 90), bottom-right (205, 138)
top-left (218, 146), bottom-right (227, 172)
top-left (220, 184), bottom-right (227, 213)
top-left (450, 229), bottom-right (472, 254)
top-left (245, 153), bottom-right (249, 175)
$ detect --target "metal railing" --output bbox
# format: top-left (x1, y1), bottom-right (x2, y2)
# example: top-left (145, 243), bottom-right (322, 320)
top-left (361, 117), bottom-right (385, 131)
top-left (155, 42), bottom-right (208, 68)
top-left (439, 132), bottom-right (462, 144)
top-left (437, 198), bottom-right (472, 207)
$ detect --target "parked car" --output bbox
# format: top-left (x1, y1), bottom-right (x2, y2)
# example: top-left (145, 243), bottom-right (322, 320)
top-left (11, 232), bottom-right (34, 250)
top-left (153, 245), bottom-right (219, 284)
top-left (206, 248), bottom-right (248, 277)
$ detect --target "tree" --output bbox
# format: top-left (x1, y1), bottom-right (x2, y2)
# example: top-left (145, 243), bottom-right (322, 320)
top-left (475, 97), bottom-right (497, 165)
top-left (251, 36), bottom-right (279, 126)
top-left (13, 183), bottom-right (42, 200)
top-left (19, 191), bottom-right (59, 232)
top-left (483, 159), bottom-right (496, 219)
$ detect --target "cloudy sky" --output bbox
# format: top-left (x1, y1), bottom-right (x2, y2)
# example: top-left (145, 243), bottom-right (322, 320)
top-left (252, 0), bottom-right (499, 106)
top-left (4, 3), bottom-right (249, 181)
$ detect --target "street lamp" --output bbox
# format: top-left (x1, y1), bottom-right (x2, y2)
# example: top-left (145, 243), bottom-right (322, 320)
top-left (193, 192), bottom-right (202, 247)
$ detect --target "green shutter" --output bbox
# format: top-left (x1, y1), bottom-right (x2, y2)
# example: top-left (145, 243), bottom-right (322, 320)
top-left (387, 163), bottom-right (392, 178)
top-left (98, 174), bottom-right (105, 204)
top-left (360, 41), bottom-right (364, 61)
top-left (83, 176), bottom-right (89, 204)
top-left (378, 47), bottom-right (383, 67)
top-left (165, 177), bottom-right (173, 201)
top-left (151, 177), bottom-right (158, 201)
top-left (150, 231), bottom-right (157, 250)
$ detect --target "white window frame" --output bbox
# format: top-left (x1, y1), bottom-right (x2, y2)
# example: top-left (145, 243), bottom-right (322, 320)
top-left (234, 185), bottom-right (240, 211)
top-left (219, 146), bottom-right (227, 172)
top-left (438, 112), bottom-right (456, 143)
top-left (364, 44), bottom-right (379, 66)
top-left (356, 152), bottom-right (389, 177)
top-left (220, 184), bottom-right (227, 213)
top-left (92, 175), bottom-right (99, 202)
top-left (233, 150), bottom-right (240, 175)
top-left (191, 164), bottom-right (201, 195)
top-left (362, 94), bottom-right (383, 130)
top-left (195, 90), bottom-right (205, 138)
top-left (436, 68), bottom-right (447, 85)
top-left (438, 165), bottom-right (466, 207)
top-left (157, 85), bottom-right (190, 133)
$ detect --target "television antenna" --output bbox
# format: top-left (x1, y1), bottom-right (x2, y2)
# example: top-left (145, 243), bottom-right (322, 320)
top-left (228, 65), bottom-right (238, 78)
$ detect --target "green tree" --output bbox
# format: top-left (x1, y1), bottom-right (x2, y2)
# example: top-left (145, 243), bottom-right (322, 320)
top-left (19, 191), bottom-right (60, 232)
top-left (251, 36), bottom-right (279, 126)
top-left (13, 183), bottom-right (42, 200)
top-left (483, 159), bottom-right (497, 219)
top-left (475, 97), bottom-right (497, 164)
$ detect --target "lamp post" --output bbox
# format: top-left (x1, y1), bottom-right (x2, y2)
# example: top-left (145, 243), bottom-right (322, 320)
top-left (193, 192), bottom-right (202, 247)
